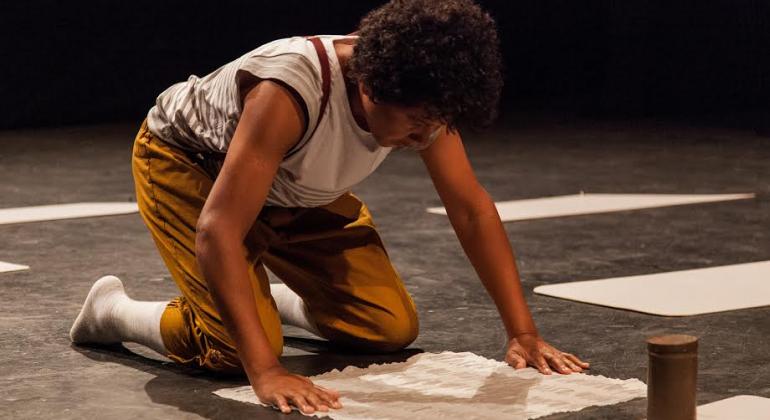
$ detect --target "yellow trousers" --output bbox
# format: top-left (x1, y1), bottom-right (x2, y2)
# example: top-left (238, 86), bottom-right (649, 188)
top-left (131, 121), bottom-right (418, 372)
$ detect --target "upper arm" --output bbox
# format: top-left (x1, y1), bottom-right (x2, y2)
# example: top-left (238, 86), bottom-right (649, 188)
top-left (419, 130), bottom-right (494, 218)
top-left (197, 80), bottom-right (304, 239)
top-left (236, 71), bottom-right (309, 135)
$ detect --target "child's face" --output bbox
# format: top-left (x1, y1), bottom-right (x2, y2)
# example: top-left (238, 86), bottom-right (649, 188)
top-left (359, 82), bottom-right (443, 151)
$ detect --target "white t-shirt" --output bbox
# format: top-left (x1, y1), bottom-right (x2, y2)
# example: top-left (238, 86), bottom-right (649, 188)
top-left (146, 35), bottom-right (392, 208)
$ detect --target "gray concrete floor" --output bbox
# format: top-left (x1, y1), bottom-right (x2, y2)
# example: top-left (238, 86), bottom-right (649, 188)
top-left (1, 116), bottom-right (769, 419)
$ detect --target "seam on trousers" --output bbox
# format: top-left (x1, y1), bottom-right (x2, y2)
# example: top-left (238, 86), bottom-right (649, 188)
top-left (144, 134), bottom-right (189, 360)
top-left (144, 134), bottom-right (220, 368)
top-left (140, 133), bottom-right (184, 361)
top-left (143, 135), bottom-right (168, 237)
top-left (144, 135), bottom-right (183, 271)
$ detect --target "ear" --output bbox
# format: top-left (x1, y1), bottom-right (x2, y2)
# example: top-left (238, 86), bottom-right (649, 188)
top-left (357, 81), bottom-right (374, 102)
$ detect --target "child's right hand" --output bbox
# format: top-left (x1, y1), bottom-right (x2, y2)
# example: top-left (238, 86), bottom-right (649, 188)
top-left (252, 365), bottom-right (343, 414)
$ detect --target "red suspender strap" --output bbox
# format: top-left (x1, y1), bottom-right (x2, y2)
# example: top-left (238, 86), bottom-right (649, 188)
top-left (284, 36), bottom-right (331, 158)
top-left (194, 36), bottom-right (331, 174)
top-left (309, 36), bottom-right (331, 136)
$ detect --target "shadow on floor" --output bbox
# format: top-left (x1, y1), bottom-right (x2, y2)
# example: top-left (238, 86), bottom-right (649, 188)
top-left (72, 337), bottom-right (423, 419)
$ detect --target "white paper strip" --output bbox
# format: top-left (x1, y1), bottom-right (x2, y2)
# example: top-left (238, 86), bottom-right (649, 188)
top-left (698, 395), bottom-right (770, 420)
top-left (0, 202), bottom-right (139, 225)
top-left (0, 261), bottom-right (29, 273)
top-left (535, 261), bottom-right (770, 316)
top-left (215, 352), bottom-right (646, 419)
top-left (426, 193), bottom-right (755, 222)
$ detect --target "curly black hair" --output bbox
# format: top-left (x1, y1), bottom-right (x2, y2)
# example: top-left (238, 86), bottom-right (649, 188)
top-left (348, 0), bottom-right (503, 129)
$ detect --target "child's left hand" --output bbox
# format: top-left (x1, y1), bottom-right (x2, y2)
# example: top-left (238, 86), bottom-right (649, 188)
top-left (505, 333), bottom-right (590, 375)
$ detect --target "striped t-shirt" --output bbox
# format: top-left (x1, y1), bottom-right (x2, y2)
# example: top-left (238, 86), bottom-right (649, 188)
top-left (146, 35), bottom-right (391, 208)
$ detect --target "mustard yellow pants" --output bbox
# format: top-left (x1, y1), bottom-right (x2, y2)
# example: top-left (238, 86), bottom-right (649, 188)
top-left (131, 121), bottom-right (418, 372)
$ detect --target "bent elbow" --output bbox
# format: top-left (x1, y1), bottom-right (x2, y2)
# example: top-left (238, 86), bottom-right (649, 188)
top-left (448, 189), bottom-right (498, 227)
top-left (194, 219), bottom-right (222, 263)
top-left (194, 219), bottom-right (242, 265)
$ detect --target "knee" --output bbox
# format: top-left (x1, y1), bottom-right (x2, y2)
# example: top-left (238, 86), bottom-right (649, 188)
top-left (319, 296), bottom-right (419, 353)
top-left (371, 305), bottom-right (419, 352)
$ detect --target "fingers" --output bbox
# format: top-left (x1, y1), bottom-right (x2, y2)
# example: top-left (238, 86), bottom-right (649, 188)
top-left (288, 393), bottom-right (314, 414)
top-left (565, 352), bottom-right (590, 369)
top-left (535, 354), bottom-right (553, 375)
top-left (273, 395), bottom-right (292, 414)
top-left (543, 352), bottom-right (572, 375)
top-left (543, 352), bottom-right (590, 374)
top-left (315, 385), bottom-right (343, 409)
top-left (506, 352), bottom-right (527, 369)
top-left (304, 391), bottom-right (329, 412)
top-left (514, 356), bottom-right (527, 369)
top-left (290, 385), bottom-right (343, 414)
top-left (561, 356), bottom-right (583, 373)
top-left (316, 385), bottom-right (341, 399)
top-left (256, 370), bottom-right (344, 415)
top-left (509, 336), bottom-right (590, 376)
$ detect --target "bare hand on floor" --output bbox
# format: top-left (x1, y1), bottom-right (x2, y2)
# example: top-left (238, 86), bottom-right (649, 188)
top-left (505, 333), bottom-right (590, 375)
top-left (253, 365), bottom-right (343, 414)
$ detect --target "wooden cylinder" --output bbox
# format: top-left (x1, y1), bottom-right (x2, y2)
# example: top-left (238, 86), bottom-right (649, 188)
top-left (646, 334), bottom-right (698, 420)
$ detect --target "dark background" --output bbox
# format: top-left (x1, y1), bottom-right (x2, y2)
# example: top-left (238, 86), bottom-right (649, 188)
top-left (1, 0), bottom-right (768, 130)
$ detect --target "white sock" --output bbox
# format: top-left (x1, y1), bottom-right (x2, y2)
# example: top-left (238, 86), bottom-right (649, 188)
top-left (70, 275), bottom-right (168, 355)
top-left (269, 282), bottom-right (320, 336)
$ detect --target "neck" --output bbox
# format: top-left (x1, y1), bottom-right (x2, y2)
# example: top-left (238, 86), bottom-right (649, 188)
top-left (334, 40), bottom-right (370, 132)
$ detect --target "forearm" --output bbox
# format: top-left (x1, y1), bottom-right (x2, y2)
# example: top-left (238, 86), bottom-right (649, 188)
top-left (196, 230), bottom-right (281, 376)
top-left (448, 201), bottom-right (537, 339)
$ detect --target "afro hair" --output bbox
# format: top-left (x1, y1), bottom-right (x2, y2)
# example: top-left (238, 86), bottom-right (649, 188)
top-left (348, 0), bottom-right (504, 129)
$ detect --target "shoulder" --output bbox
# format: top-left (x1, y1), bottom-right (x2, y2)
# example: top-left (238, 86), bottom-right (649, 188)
top-left (252, 36), bottom-right (317, 56)
top-left (237, 37), bottom-right (323, 114)
top-left (238, 79), bottom-right (307, 154)
top-left (241, 37), bottom-right (320, 78)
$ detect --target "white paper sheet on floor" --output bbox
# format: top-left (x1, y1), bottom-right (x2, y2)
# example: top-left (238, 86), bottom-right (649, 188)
top-left (214, 351), bottom-right (646, 419)
top-left (426, 193), bottom-right (754, 222)
top-left (534, 260), bottom-right (770, 316)
top-left (698, 395), bottom-right (770, 420)
top-left (0, 261), bottom-right (29, 273)
top-left (0, 202), bottom-right (139, 225)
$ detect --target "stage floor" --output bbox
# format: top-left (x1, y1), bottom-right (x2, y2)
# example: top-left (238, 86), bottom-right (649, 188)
top-left (1, 115), bottom-right (768, 419)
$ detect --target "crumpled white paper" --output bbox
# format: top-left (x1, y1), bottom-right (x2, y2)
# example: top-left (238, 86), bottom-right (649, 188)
top-left (214, 351), bottom-right (646, 419)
